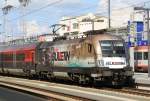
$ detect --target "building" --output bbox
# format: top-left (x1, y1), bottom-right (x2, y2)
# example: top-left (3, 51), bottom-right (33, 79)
top-left (59, 13), bottom-right (108, 36)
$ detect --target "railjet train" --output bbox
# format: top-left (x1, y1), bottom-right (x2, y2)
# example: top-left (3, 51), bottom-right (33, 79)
top-left (0, 32), bottom-right (134, 86)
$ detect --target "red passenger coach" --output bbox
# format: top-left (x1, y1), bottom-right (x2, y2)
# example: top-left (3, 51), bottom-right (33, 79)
top-left (0, 43), bottom-right (37, 75)
top-left (134, 46), bottom-right (148, 72)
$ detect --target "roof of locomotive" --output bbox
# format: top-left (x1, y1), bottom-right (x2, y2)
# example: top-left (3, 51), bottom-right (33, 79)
top-left (54, 33), bottom-right (123, 43)
top-left (37, 33), bottom-right (124, 48)
top-left (38, 38), bottom-right (84, 49)
top-left (89, 33), bottom-right (123, 41)
top-left (0, 33), bottom-right (123, 53)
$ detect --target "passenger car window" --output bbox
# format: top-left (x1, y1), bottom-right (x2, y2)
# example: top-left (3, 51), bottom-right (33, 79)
top-left (144, 52), bottom-right (148, 60)
top-left (137, 52), bottom-right (142, 60)
top-left (134, 52), bottom-right (137, 60)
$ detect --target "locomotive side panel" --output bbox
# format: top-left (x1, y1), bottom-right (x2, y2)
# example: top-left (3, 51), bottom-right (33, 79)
top-left (35, 40), bottom-right (96, 75)
top-left (51, 40), bottom-right (95, 68)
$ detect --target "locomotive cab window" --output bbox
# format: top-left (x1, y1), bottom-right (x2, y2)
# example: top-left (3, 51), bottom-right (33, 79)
top-left (100, 41), bottom-right (113, 57)
top-left (100, 40), bottom-right (125, 57)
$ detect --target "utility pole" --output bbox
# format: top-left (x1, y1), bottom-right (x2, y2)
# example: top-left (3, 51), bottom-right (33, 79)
top-left (18, 0), bottom-right (31, 38)
top-left (2, 0), bottom-right (13, 42)
top-left (108, 0), bottom-right (111, 29)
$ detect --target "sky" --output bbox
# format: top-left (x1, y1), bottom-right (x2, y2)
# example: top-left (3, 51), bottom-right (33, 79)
top-left (0, 0), bottom-right (150, 38)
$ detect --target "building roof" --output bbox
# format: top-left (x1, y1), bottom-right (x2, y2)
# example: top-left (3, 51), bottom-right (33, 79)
top-left (60, 13), bottom-right (107, 21)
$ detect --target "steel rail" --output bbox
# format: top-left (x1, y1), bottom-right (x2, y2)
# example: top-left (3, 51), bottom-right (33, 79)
top-left (101, 87), bottom-right (150, 97)
top-left (0, 81), bottom-right (93, 101)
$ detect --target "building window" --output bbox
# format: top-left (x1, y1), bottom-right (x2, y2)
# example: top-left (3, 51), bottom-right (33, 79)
top-left (73, 23), bottom-right (78, 29)
top-left (97, 20), bottom-right (104, 22)
top-left (134, 52), bottom-right (137, 60)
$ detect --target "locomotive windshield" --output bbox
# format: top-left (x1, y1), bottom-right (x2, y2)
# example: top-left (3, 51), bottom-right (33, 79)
top-left (100, 40), bottom-right (125, 57)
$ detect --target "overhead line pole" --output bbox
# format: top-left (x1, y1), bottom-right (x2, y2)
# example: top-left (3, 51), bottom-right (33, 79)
top-left (9, 0), bottom-right (63, 22)
top-left (108, 0), bottom-right (111, 29)
top-left (2, 0), bottom-right (13, 42)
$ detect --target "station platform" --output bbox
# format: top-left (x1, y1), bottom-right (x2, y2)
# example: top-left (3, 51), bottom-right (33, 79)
top-left (134, 73), bottom-right (150, 85)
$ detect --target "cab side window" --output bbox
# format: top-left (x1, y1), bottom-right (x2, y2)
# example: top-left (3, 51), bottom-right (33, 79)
top-left (88, 44), bottom-right (92, 53)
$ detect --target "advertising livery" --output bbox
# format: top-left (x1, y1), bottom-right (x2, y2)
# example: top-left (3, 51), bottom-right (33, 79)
top-left (0, 33), bottom-right (134, 86)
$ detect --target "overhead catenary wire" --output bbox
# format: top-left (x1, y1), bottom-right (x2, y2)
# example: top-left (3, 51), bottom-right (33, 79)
top-left (2, 0), bottom-right (150, 23)
top-left (1, 0), bottom-right (150, 32)
top-left (54, 0), bottom-right (150, 18)
top-left (28, 0), bottom-right (150, 24)
top-left (7, 0), bottom-right (63, 22)
top-left (50, 0), bottom-right (150, 22)
top-left (96, 0), bottom-right (150, 16)
top-left (0, 0), bottom-right (149, 41)
top-left (1, 0), bottom-right (150, 20)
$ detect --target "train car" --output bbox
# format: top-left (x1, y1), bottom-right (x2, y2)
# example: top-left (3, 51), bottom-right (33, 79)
top-left (0, 33), bottom-right (134, 86)
top-left (134, 46), bottom-right (148, 72)
top-left (0, 43), bottom-right (37, 76)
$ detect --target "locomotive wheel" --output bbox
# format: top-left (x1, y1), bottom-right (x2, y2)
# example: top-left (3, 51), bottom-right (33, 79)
top-left (47, 72), bottom-right (55, 81)
top-left (38, 72), bottom-right (49, 80)
top-left (70, 73), bottom-right (92, 85)
top-left (78, 75), bottom-right (91, 85)
top-left (39, 72), bottom-right (44, 80)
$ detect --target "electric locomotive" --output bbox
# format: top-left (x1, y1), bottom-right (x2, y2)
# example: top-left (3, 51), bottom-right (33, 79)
top-left (0, 32), bottom-right (134, 86)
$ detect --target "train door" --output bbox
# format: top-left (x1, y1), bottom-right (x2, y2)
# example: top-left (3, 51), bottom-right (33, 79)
top-left (31, 52), bottom-right (35, 65)
top-left (48, 47), bottom-right (54, 71)
top-left (31, 51), bottom-right (36, 74)
top-left (23, 51), bottom-right (32, 76)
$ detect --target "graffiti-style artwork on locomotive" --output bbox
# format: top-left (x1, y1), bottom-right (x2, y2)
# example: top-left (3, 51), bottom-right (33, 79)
top-left (41, 41), bottom-right (95, 68)
top-left (134, 46), bottom-right (148, 72)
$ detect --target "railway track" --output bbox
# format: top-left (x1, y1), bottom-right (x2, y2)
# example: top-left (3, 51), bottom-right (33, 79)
top-left (0, 75), bottom-right (150, 101)
top-left (0, 81), bottom-right (93, 101)
top-left (122, 88), bottom-right (150, 96)
top-left (101, 87), bottom-right (150, 97)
